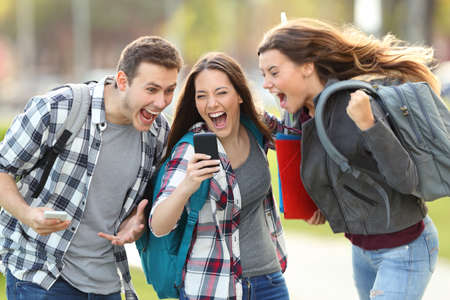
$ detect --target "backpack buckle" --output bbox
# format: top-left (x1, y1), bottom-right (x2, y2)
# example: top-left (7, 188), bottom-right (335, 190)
top-left (400, 106), bottom-right (409, 116)
top-left (187, 212), bottom-right (199, 225)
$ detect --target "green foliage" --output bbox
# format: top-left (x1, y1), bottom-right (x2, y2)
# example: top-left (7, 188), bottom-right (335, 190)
top-left (435, 0), bottom-right (450, 35)
top-left (427, 199), bottom-right (450, 260)
top-left (0, 0), bottom-right (13, 22)
top-left (0, 0), bottom-right (15, 38)
top-left (164, 0), bottom-right (355, 66)
top-left (0, 124), bottom-right (8, 141)
top-left (165, 0), bottom-right (238, 64)
top-left (0, 273), bottom-right (4, 296)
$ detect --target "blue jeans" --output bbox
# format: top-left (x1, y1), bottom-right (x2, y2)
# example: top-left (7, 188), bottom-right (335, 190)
top-left (6, 270), bottom-right (121, 300)
top-left (179, 271), bottom-right (289, 300)
top-left (352, 216), bottom-right (439, 300)
top-left (241, 271), bottom-right (289, 300)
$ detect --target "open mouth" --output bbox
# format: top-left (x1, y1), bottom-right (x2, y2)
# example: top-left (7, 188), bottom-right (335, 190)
top-left (140, 108), bottom-right (158, 126)
top-left (277, 93), bottom-right (287, 109)
top-left (209, 111), bottom-right (227, 129)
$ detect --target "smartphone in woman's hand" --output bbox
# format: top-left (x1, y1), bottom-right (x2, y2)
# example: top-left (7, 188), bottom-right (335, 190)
top-left (193, 133), bottom-right (219, 160)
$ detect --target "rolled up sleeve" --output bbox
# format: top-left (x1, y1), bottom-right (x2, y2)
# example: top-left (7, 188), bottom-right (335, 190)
top-left (149, 142), bottom-right (193, 237)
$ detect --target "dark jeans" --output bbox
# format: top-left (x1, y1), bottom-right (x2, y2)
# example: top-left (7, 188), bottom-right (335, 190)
top-left (6, 270), bottom-right (121, 300)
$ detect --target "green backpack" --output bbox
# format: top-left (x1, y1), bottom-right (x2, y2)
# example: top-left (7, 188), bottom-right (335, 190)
top-left (136, 132), bottom-right (210, 299)
top-left (136, 117), bottom-right (264, 298)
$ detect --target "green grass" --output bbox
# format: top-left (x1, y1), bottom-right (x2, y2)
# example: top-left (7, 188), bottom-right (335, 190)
top-left (426, 200), bottom-right (450, 259)
top-left (127, 267), bottom-right (170, 299)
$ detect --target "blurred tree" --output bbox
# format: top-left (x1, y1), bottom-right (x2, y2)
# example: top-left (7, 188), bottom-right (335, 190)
top-left (405, 0), bottom-right (435, 45)
top-left (0, 0), bottom-right (16, 38)
top-left (380, 0), bottom-right (450, 60)
top-left (16, 0), bottom-right (36, 88)
top-left (165, 0), bottom-right (237, 65)
top-left (1, 0), bottom-right (173, 77)
top-left (0, 0), bottom-right (449, 85)
top-left (0, 0), bottom-right (13, 23)
top-left (435, 0), bottom-right (450, 36)
top-left (165, 0), bottom-right (354, 68)
top-left (72, 0), bottom-right (90, 81)
top-left (382, 0), bottom-right (435, 44)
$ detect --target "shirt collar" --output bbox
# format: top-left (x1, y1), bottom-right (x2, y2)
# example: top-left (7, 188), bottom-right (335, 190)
top-left (149, 114), bottom-right (160, 136)
top-left (91, 76), bottom-right (162, 136)
top-left (90, 76), bottom-right (109, 125)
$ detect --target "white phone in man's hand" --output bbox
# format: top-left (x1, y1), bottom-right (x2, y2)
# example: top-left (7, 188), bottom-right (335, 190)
top-left (44, 210), bottom-right (69, 221)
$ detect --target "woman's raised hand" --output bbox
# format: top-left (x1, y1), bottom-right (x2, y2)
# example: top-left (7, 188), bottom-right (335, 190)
top-left (346, 90), bottom-right (376, 131)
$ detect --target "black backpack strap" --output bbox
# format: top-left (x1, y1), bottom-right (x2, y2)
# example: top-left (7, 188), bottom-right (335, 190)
top-left (314, 80), bottom-right (391, 228)
top-left (32, 130), bottom-right (72, 198)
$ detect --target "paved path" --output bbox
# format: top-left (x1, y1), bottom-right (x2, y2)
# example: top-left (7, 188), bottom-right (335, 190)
top-left (125, 232), bottom-right (450, 299)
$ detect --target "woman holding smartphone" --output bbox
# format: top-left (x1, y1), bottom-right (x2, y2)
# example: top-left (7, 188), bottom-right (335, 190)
top-left (150, 52), bottom-right (289, 300)
top-left (258, 18), bottom-right (439, 300)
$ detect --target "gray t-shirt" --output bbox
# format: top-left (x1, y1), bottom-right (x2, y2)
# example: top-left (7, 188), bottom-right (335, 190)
top-left (234, 130), bottom-right (281, 277)
top-left (61, 121), bottom-right (141, 294)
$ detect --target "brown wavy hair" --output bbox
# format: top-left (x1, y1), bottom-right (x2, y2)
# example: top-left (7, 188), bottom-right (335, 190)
top-left (163, 52), bottom-right (273, 162)
top-left (258, 18), bottom-right (440, 94)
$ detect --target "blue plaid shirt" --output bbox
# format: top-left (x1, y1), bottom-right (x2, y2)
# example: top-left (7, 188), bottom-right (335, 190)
top-left (0, 78), bottom-right (169, 299)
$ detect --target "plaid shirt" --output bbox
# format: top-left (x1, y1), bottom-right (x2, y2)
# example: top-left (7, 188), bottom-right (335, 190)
top-left (263, 111), bottom-right (307, 135)
top-left (0, 78), bottom-right (169, 299)
top-left (152, 122), bottom-right (287, 300)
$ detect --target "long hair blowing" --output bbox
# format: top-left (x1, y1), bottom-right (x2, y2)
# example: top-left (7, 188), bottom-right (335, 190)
top-left (164, 52), bottom-right (272, 162)
top-left (258, 18), bottom-right (440, 94)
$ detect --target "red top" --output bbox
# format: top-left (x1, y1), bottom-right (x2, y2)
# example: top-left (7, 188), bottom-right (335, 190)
top-left (345, 220), bottom-right (424, 250)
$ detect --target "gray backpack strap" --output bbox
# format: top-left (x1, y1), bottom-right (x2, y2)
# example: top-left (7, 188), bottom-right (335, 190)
top-left (315, 80), bottom-right (377, 173)
top-left (314, 80), bottom-right (390, 228)
top-left (32, 83), bottom-right (91, 198)
top-left (55, 83), bottom-right (91, 144)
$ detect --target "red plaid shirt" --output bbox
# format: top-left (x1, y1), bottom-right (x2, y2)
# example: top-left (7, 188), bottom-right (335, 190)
top-left (151, 122), bottom-right (287, 300)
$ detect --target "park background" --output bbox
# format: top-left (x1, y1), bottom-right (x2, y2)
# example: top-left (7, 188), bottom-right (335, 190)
top-left (0, 0), bottom-right (450, 299)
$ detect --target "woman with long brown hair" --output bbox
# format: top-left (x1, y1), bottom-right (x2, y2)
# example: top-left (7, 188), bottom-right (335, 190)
top-left (258, 18), bottom-right (439, 299)
top-left (150, 52), bottom-right (289, 300)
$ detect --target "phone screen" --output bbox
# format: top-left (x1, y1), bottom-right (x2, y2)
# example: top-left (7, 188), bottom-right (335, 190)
top-left (193, 132), bottom-right (219, 160)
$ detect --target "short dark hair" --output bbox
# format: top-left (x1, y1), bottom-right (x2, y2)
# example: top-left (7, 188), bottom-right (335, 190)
top-left (116, 36), bottom-right (183, 84)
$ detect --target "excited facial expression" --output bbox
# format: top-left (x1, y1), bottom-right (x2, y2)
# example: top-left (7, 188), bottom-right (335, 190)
top-left (117, 62), bottom-right (178, 131)
top-left (194, 69), bottom-right (243, 139)
top-left (259, 49), bottom-right (315, 114)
